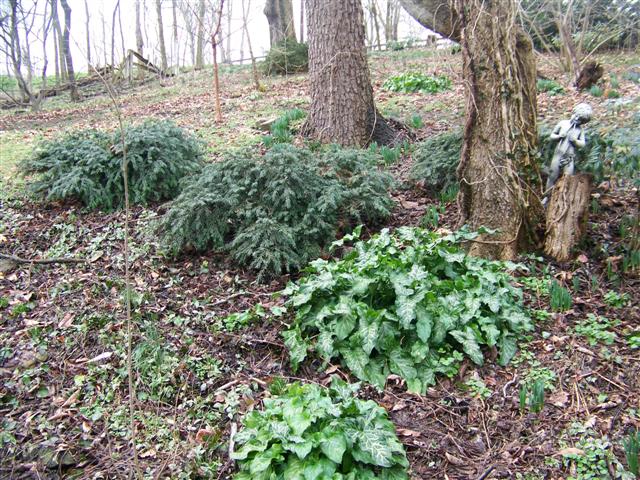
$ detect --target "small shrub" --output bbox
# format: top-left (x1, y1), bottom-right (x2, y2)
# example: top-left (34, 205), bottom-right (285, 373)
top-left (589, 85), bottom-right (604, 97)
top-left (22, 120), bottom-right (202, 211)
top-left (232, 377), bottom-right (409, 479)
top-left (606, 89), bottom-right (621, 99)
top-left (158, 144), bottom-right (393, 280)
top-left (262, 39), bottom-right (308, 75)
top-left (282, 227), bottom-right (533, 394)
top-left (382, 72), bottom-right (452, 94)
top-left (536, 79), bottom-right (565, 95)
top-left (410, 130), bottom-right (461, 196)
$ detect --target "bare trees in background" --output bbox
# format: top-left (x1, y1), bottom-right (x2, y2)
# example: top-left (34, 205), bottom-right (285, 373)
top-left (365, 0), bottom-right (402, 49)
top-left (519, 0), bottom-right (640, 84)
top-left (264, 0), bottom-right (296, 47)
top-left (59, 0), bottom-right (79, 100)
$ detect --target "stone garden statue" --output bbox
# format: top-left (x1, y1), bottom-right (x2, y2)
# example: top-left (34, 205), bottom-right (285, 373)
top-left (544, 103), bottom-right (593, 201)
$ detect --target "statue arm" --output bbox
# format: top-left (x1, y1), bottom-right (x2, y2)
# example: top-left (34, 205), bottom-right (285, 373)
top-left (573, 129), bottom-right (586, 148)
top-left (549, 123), bottom-right (564, 140)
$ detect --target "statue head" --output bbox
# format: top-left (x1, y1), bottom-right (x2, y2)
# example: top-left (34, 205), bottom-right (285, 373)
top-left (571, 103), bottom-right (593, 125)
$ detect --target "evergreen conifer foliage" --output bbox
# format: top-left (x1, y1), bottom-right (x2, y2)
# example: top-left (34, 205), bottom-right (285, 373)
top-left (22, 120), bottom-right (203, 211)
top-left (158, 144), bottom-right (394, 280)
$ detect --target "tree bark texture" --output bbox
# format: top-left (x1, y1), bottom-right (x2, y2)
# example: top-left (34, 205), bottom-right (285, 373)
top-left (544, 174), bottom-right (591, 262)
top-left (303, 0), bottom-right (397, 147)
top-left (454, 0), bottom-right (540, 259)
top-left (400, 0), bottom-right (541, 260)
top-left (59, 0), bottom-right (80, 101)
top-left (264, 0), bottom-right (297, 46)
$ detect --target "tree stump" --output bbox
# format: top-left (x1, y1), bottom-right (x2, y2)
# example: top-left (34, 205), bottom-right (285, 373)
top-left (544, 174), bottom-right (592, 262)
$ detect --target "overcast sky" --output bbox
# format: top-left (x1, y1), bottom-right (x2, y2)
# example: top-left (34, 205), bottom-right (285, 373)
top-left (3, 1), bottom-right (432, 75)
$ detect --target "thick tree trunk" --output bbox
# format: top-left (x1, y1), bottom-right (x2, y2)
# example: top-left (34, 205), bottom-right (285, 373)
top-left (544, 174), bottom-right (591, 262)
top-left (195, 0), bottom-right (206, 70)
top-left (400, 0), bottom-right (541, 260)
top-left (454, 0), bottom-right (540, 259)
top-left (59, 0), bottom-right (80, 101)
top-left (303, 0), bottom-right (398, 147)
top-left (155, 0), bottom-right (168, 71)
top-left (264, 0), bottom-right (297, 47)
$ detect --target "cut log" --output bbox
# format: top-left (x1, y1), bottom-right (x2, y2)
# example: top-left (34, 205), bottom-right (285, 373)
top-left (576, 61), bottom-right (603, 90)
top-left (544, 173), bottom-right (592, 262)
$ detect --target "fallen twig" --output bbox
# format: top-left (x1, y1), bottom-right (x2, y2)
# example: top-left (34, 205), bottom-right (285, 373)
top-left (0, 252), bottom-right (86, 265)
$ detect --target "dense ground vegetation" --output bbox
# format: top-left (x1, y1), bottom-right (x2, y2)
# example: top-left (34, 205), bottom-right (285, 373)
top-left (0, 47), bottom-right (639, 479)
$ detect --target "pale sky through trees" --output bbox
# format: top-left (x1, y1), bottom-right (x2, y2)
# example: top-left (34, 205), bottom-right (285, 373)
top-left (3, 0), bottom-right (431, 75)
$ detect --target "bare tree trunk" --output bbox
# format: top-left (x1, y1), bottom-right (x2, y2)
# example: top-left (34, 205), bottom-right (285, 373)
top-left (51, 0), bottom-right (66, 83)
top-left (180, 2), bottom-right (196, 65)
top-left (212, 0), bottom-right (225, 122)
top-left (303, 0), bottom-right (398, 147)
top-left (195, 0), bottom-right (206, 69)
top-left (224, 0), bottom-right (232, 63)
top-left (242, 0), bottom-right (262, 90)
top-left (84, 0), bottom-right (91, 71)
top-left (5, 0), bottom-right (34, 104)
top-left (299, 0), bottom-right (304, 42)
top-left (155, 0), bottom-right (168, 71)
top-left (135, 0), bottom-right (144, 55)
top-left (101, 6), bottom-right (107, 66)
top-left (118, 0), bottom-right (125, 60)
top-left (59, 0), bottom-right (80, 101)
top-left (400, 0), bottom-right (541, 259)
top-left (264, 0), bottom-right (297, 47)
top-left (368, 1), bottom-right (382, 50)
top-left (172, 0), bottom-right (179, 73)
top-left (385, 0), bottom-right (400, 42)
top-left (111, 0), bottom-right (119, 66)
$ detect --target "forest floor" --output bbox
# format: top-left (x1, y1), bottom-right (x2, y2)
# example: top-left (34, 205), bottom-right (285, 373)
top-left (1, 47), bottom-right (639, 479)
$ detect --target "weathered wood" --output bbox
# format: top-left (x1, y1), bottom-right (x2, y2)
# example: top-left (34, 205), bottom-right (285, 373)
top-left (544, 173), bottom-right (592, 262)
top-left (576, 61), bottom-right (604, 90)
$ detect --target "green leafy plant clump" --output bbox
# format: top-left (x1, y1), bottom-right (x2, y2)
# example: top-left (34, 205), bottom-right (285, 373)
top-left (282, 227), bottom-right (533, 394)
top-left (21, 120), bottom-right (203, 211)
top-left (536, 78), bottom-right (565, 95)
top-left (263, 39), bottom-right (309, 75)
top-left (382, 72), bottom-right (452, 94)
top-left (263, 108), bottom-right (306, 146)
top-left (410, 130), bottom-right (462, 195)
top-left (232, 377), bottom-right (409, 480)
top-left (158, 144), bottom-right (394, 280)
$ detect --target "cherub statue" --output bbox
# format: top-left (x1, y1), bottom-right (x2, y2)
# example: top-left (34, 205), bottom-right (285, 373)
top-left (544, 103), bottom-right (593, 199)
